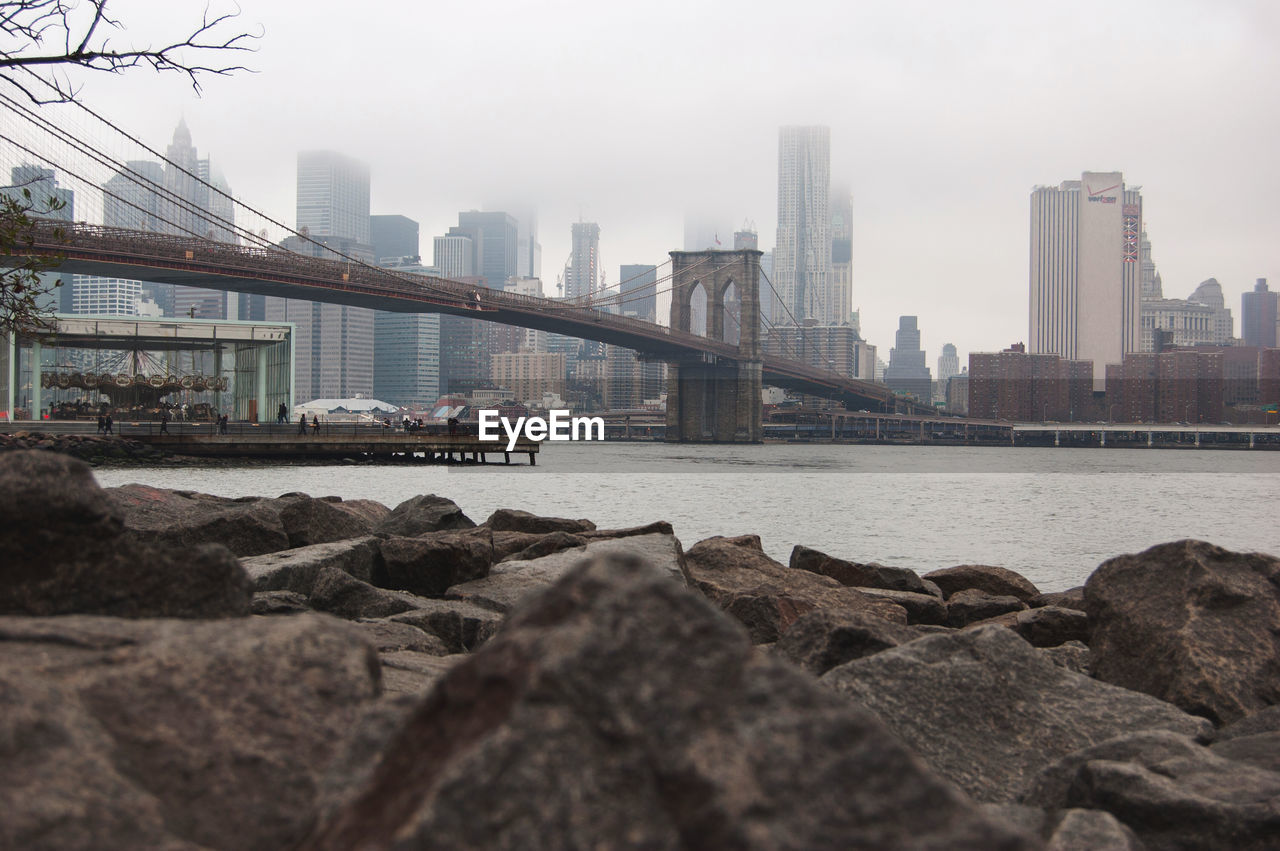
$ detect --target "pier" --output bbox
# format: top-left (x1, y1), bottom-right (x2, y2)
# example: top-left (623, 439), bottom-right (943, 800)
top-left (0, 421), bottom-right (541, 464)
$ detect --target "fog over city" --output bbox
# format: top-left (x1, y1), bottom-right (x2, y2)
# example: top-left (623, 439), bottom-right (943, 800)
top-left (53, 0), bottom-right (1280, 363)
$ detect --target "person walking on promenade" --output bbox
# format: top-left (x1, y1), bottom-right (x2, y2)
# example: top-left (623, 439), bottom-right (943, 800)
top-left (311, 414), bottom-right (320, 435)
top-left (96, 414), bottom-right (105, 434)
top-left (298, 413), bottom-right (307, 435)
top-left (104, 414), bottom-right (114, 435)
top-left (159, 411), bottom-right (170, 434)
top-left (277, 402), bottom-right (288, 424)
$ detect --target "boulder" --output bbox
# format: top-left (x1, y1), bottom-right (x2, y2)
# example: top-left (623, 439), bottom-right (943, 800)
top-left (579, 520), bottom-right (675, 540)
top-left (0, 452), bottom-right (251, 619)
top-left (1013, 605), bottom-right (1090, 647)
top-left (250, 589), bottom-right (311, 615)
top-left (774, 608), bottom-right (923, 675)
top-left (0, 613), bottom-right (379, 851)
top-left (947, 588), bottom-right (1027, 627)
top-left (274, 493), bottom-right (380, 548)
top-left (353, 619), bottom-right (449, 654)
top-left (388, 600), bottom-right (504, 653)
top-left (322, 497), bottom-right (391, 529)
top-left (1084, 539), bottom-right (1280, 725)
top-left (822, 625), bottom-right (1213, 803)
top-left (499, 530), bottom-right (587, 562)
top-left (108, 483), bottom-right (291, 556)
top-left (302, 554), bottom-right (1036, 851)
top-left (490, 530), bottom-right (546, 561)
top-left (373, 494), bottom-right (475, 537)
top-left (447, 532), bottom-right (686, 614)
top-left (376, 651), bottom-right (465, 697)
top-left (378, 528), bottom-right (495, 596)
top-left (1032, 586), bottom-right (1086, 611)
top-left (241, 536), bottom-right (381, 595)
top-left (1044, 809), bottom-right (1143, 851)
top-left (685, 535), bottom-right (907, 643)
top-left (925, 564), bottom-right (1041, 602)
top-left (1210, 732), bottom-right (1280, 773)
top-left (1042, 641), bottom-right (1092, 675)
top-left (790, 544), bottom-right (930, 594)
top-left (1024, 730), bottom-right (1280, 851)
top-left (308, 566), bottom-right (425, 620)
top-left (483, 507), bottom-right (596, 534)
top-left (855, 586), bottom-right (949, 625)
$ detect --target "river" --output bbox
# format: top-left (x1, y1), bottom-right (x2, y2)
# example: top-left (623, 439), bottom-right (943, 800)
top-left (92, 443), bottom-right (1280, 592)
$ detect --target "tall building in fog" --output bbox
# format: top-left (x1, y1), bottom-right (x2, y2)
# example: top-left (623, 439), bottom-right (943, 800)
top-left (485, 203), bottom-right (541, 279)
top-left (618, 264), bottom-right (658, 322)
top-left (830, 182), bottom-right (853, 326)
top-left (565, 221), bottom-right (601, 300)
top-left (1029, 171), bottom-right (1142, 382)
top-left (937, 343), bottom-right (960, 382)
top-left (369, 217), bottom-right (440, 408)
top-left (371, 215), bottom-right (419, 262)
top-left (884, 316), bottom-right (932, 402)
top-left (1242, 278), bottom-right (1278, 348)
top-left (265, 150), bottom-right (374, 402)
top-left (775, 126), bottom-right (832, 324)
top-left (446, 211), bottom-right (518, 289)
top-left (103, 161), bottom-right (165, 231)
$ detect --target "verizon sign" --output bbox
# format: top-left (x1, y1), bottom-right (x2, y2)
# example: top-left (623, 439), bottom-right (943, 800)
top-left (1086, 179), bottom-right (1120, 204)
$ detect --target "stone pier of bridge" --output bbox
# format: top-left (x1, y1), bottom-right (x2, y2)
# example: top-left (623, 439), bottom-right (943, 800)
top-left (665, 249), bottom-right (763, 443)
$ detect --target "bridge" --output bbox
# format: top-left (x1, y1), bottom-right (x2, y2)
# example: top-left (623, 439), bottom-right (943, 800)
top-left (10, 220), bottom-right (935, 437)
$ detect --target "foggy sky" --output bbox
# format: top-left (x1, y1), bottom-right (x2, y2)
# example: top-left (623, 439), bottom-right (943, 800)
top-left (41, 0), bottom-right (1280, 367)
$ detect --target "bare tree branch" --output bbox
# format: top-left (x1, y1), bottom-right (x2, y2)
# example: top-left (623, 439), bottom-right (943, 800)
top-left (0, 0), bottom-right (260, 104)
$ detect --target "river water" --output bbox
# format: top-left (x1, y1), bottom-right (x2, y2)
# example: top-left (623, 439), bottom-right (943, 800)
top-left (92, 443), bottom-right (1280, 593)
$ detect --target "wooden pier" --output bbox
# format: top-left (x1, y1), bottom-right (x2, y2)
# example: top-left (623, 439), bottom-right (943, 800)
top-left (0, 421), bottom-right (541, 464)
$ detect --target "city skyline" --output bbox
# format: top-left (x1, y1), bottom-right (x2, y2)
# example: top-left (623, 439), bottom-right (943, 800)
top-left (9, 1), bottom-right (1278, 366)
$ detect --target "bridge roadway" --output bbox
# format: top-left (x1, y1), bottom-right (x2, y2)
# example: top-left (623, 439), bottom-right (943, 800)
top-left (14, 221), bottom-right (930, 415)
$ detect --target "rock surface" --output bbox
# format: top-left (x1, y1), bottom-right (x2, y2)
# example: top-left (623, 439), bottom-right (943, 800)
top-left (685, 535), bottom-right (907, 643)
top-left (303, 554), bottom-right (1036, 850)
top-left (1085, 539), bottom-right (1280, 725)
top-left (947, 588), bottom-right (1028, 627)
top-left (308, 566), bottom-right (424, 620)
top-left (108, 484), bottom-right (291, 556)
top-left (822, 624), bottom-right (1213, 803)
top-left (790, 544), bottom-right (931, 594)
top-left (483, 507), bottom-right (596, 534)
top-left (373, 494), bottom-right (475, 537)
top-left (925, 564), bottom-right (1042, 602)
top-left (0, 613), bottom-right (380, 851)
top-left (446, 532), bottom-right (686, 613)
top-left (1024, 730), bottom-right (1280, 851)
top-left (774, 608), bottom-right (922, 675)
top-left (241, 536), bottom-right (381, 595)
top-left (378, 528), bottom-right (495, 596)
top-left (0, 451), bottom-right (251, 619)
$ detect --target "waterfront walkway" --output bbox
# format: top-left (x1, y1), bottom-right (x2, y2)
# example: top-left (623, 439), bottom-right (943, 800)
top-left (0, 420), bottom-right (541, 464)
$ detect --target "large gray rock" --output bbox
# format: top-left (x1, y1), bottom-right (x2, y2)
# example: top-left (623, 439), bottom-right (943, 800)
top-left (0, 613), bottom-right (380, 851)
top-left (241, 536), bottom-right (381, 595)
top-left (308, 566), bottom-right (425, 620)
top-left (108, 483), bottom-right (291, 556)
top-left (483, 507), bottom-right (596, 534)
top-left (925, 564), bottom-right (1042, 602)
top-left (774, 608), bottom-right (923, 675)
top-left (1085, 539), bottom-right (1280, 725)
top-left (378, 528), bottom-right (495, 596)
top-left (1024, 731), bottom-right (1280, 851)
top-left (498, 530), bottom-right (587, 562)
top-left (0, 452), bottom-right (250, 619)
top-left (321, 497), bottom-right (391, 529)
top-left (302, 554), bottom-right (1036, 851)
top-left (1044, 809), bottom-right (1143, 851)
top-left (856, 586), bottom-right (949, 625)
top-left (1014, 605), bottom-right (1090, 647)
top-left (374, 494), bottom-right (475, 537)
top-left (446, 532), bottom-right (687, 614)
top-left (274, 493), bottom-right (380, 548)
top-left (685, 535), bottom-right (907, 643)
top-left (790, 544), bottom-right (930, 594)
top-left (822, 625), bottom-right (1213, 803)
top-left (947, 588), bottom-right (1027, 627)
top-left (388, 599), bottom-right (504, 653)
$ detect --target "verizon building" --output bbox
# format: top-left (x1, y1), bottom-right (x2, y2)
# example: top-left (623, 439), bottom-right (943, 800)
top-left (1029, 172), bottom-right (1142, 384)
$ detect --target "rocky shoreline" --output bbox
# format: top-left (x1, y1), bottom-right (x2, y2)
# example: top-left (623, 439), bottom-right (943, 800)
top-left (2, 448), bottom-right (1278, 849)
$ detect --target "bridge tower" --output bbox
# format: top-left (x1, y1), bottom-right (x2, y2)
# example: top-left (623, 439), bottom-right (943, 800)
top-left (666, 249), bottom-right (763, 442)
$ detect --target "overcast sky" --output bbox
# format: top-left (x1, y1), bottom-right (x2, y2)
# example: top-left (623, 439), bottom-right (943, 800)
top-left (29, 0), bottom-right (1280, 365)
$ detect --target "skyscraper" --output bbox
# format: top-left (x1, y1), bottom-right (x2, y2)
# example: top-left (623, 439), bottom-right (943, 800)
top-left (265, 150), bottom-right (374, 402)
top-left (774, 126), bottom-right (832, 325)
top-left (4, 164), bottom-right (74, 312)
top-left (565, 222), bottom-right (601, 300)
top-left (618, 264), bottom-right (658, 322)
top-left (937, 343), bottom-right (960, 382)
top-left (884, 316), bottom-right (932, 402)
top-left (1029, 172), bottom-right (1142, 383)
top-left (830, 182), bottom-right (853, 326)
top-left (371, 215), bottom-right (419, 262)
top-left (1242, 279), bottom-right (1278, 349)
top-left (447, 211), bottom-right (518, 289)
